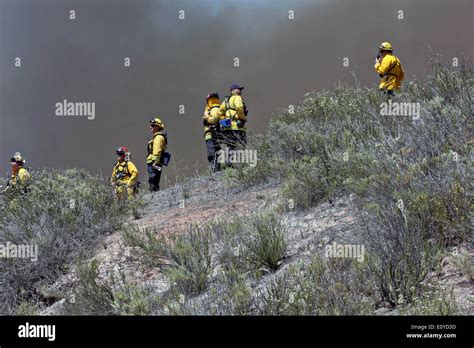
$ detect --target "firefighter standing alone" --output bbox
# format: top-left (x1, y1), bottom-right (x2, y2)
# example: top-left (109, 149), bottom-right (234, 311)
top-left (374, 42), bottom-right (405, 95)
top-left (147, 118), bottom-right (167, 191)
top-left (5, 152), bottom-right (30, 193)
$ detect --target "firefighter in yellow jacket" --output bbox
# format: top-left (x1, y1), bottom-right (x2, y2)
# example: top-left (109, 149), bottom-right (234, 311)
top-left (147, 118), bottom-right (167, 191)
top-left (203, 92), bottom-right (222, 172)
top-left (219, 84), bottom-right (248, 153)
top-left (374, 42), bottom-right (405, 95)
top-left (6, 152), bottom-right (30, 192)
top-left (110, 146), bottom-right (139, 199)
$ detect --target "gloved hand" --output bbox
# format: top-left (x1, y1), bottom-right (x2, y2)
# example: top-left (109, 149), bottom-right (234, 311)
top-left (152, 162), bottom-right (161, 170)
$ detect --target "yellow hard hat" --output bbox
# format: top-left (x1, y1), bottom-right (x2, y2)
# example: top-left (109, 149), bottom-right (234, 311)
top-left (378, 42), bottom-right (393, 51)
top-left (149, 117), bottom-right (164, 128)
top-left (11, 152), bottom-right (25, 164)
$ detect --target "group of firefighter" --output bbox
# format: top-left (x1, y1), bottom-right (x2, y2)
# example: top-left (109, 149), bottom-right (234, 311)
top-left (4, 42), bottom-right (404, 200)
top-left (111, 116), bottom-right (169, 198)
top-left (108, 82), bottom-right (249, 199)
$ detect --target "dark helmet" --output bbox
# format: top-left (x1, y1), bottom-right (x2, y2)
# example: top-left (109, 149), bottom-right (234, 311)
top-left (229, 83), bottom-right (244, 91)
top-left (206, 92), bottom-right (219, 100)
top-left (116, 146), bottom-right (129, 156)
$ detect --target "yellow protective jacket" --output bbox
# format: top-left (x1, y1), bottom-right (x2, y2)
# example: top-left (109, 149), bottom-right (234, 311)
top-left (374, 54), bottom-right (405, 91)
top-left (111, 160), bottom-right (138, 187)
top-left (203, 97), bottom-right (221, 140)
top-left (219, 93), bottom-right (248, 131)
top-left (146, 131), bottom-right (167, 164)
top-left (10, 167), bottom-right (30, 187)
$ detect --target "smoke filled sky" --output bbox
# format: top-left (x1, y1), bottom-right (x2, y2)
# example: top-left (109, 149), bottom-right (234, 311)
top-left (0, 0), bottom-right (472, 186)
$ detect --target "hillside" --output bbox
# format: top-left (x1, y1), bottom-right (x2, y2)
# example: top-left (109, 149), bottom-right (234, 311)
top-left (0, 58), bottom-right (472, 316)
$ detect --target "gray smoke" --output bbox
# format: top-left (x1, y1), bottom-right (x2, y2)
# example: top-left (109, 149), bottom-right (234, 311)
top-left (1, 0), bottom-right (472, 186)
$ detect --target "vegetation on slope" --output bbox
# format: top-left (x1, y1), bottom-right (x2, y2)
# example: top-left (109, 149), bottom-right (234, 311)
top-left (1, 57), bottom-right (471, 315)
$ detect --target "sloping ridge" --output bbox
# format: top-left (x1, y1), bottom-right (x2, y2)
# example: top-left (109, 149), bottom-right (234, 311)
top-left (40, 172), bottom-right (473, 315)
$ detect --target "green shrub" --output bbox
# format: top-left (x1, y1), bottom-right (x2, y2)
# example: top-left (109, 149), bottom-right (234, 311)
top-left (67, 259), bottom-right (155, 315)
top-left (241, 212), bottom-right (287, 272)
top-left (16, 301), bottom-right (38, 315)
top-left (361, 200), bottom-right (445, 305)
top-left (124, 224), bottom-right (213, 297)
top-left (68, 259), bottom-right (115, 315)
top-left (451, 248), bottom-right (474, 281)
top-left (202, 264), bottom-right (255, 315)
top-left (192, 256), bottom-right (375, 316)
top-left (281, 157), bottom-right (332, 209)
top-left (399, 286), bottom-right (458, 315)
top-left (213, 220), bottom-right (250, 276)
top-left (122, 226), bottom-right (168, 267)
top-left (0, 169), bottom-right (130, 314)
top-left (255, 257), bottom-right (375, 315)
top-left (163, 226), bottom-right (213, 296)
top-left (110, 283), bottom-right (152, 316)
